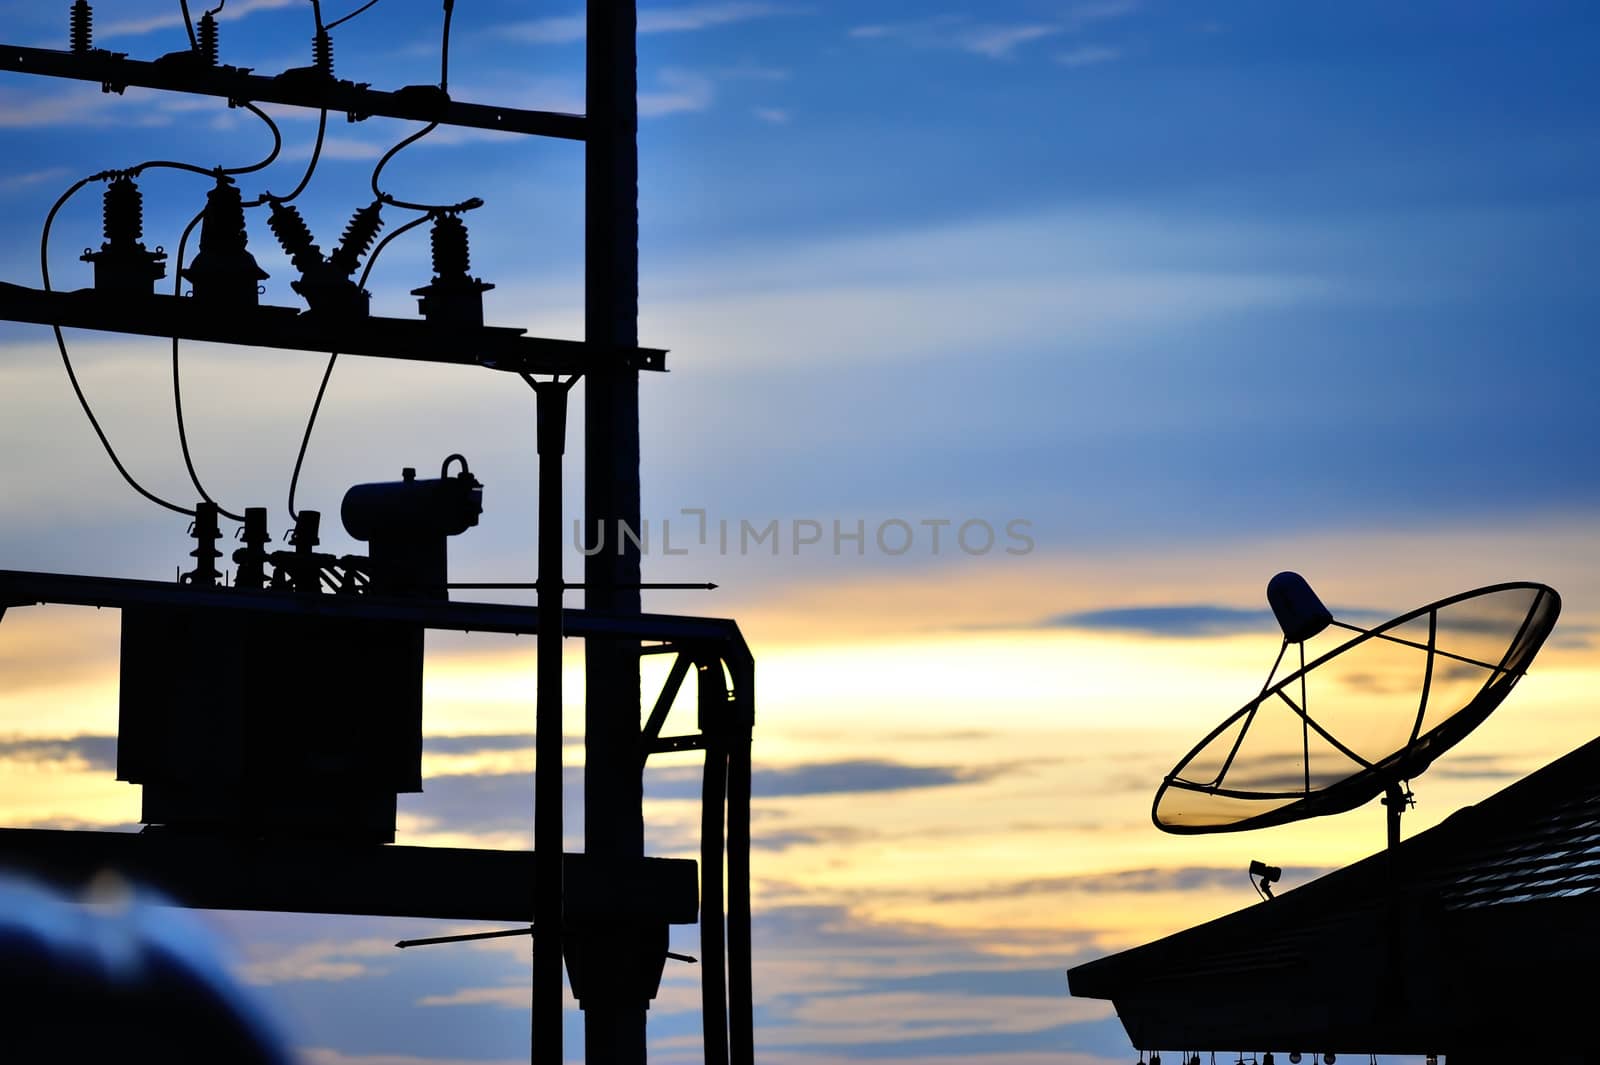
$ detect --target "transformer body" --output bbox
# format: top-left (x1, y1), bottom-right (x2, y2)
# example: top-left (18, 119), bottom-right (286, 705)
top-left (117, 604), bottom-right (423, 843)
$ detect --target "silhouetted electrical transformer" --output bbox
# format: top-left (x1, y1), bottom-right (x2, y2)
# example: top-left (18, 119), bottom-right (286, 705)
top-left (116, 460), bottom-right (484, 844)
top-left (116, 604), bottom-right (424, 843)
top-left (342, 457), bottom-right (484, 597)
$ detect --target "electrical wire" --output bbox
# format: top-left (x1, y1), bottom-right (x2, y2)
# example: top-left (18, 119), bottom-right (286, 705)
top-left (326, 0), bottom-right (383, 30)
top-left (180, 0), bottom-right (199, 50)
top-left (369, 122), bottom-right (438, 207)
top-left (440, 0), bottom-right (454, 90)
top-left (41, 174), bottom-right (194, 517)
top-left (369, 0), bottom-right (457, 212)
top-left (125, 101), bottom-right (283, 180)
top-left (169, 207), bottom-right (248, 522)
top-left (206, 0), bottom-right (227, 16)
top-left (286, 212), bottom-right (432, 519)
top-left (247, 107), bottom-right (326, 207)
top-left (140, 100), bottom-right (282, 519)
top-left (169, 95), bottom-right (327, 516)
top-left (37, 103), bottom-right (283, 521)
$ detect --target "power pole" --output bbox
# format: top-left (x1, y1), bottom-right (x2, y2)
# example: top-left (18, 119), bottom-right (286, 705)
top-left (583, 4), bottom-right (648, 1065)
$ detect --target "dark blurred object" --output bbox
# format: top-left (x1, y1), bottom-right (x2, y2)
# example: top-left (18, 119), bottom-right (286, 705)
top-left (0, 873), bottom-right (292, 1064)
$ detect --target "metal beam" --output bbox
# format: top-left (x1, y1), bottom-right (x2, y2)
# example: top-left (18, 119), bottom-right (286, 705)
top-left (0, 44), bottom-right (585, 140)
top-left (0, 569), bottom-right (746, 647)
top-left (0, 829), bottom-right (697, 925)
top-left (0, 284), bottom-right (666, 374)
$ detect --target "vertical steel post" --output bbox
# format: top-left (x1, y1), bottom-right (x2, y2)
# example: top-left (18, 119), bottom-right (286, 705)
top-left (534, 384), bottom-right (568, 1065)
top-left (585, 2), bottom-right (646, 1064)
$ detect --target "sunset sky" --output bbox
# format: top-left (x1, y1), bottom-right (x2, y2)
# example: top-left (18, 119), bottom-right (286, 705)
top-left (1, 2), bottom-right (1598, 1062)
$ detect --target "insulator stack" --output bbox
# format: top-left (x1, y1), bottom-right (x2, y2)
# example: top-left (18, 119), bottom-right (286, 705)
top-left (232, 506), bottom-right (271, 590)
top-left (430, 214), bottom-right (471, 278)
top-left (282, 510), bottom-right (330, 593)
top-left (200, 179), bottom-right (247, 255)
top-left (275, 202), bottom-right (370, 317)
top-left (268, 201), bottom-right (324, 273)
top-left (103, 176), bottom-right (144, 245)
top-left (81, 175), bottom-right (166, 296)
top-left (183, 502), bottom-right (223, 587)
top-left (197, 11), bottom-right (219, 66)
top-left (181, 175), bottom-right (269, 309)
top-left (69, 1), bottom-right (92, 54)
top-left (291, 510), bottom-right (321, 549)
top-left (330, 201), bottom-right (383, 278)
top-left (313, 27), bottom-right (334, 77)
top-left (412, 212), bottom-right (494, 329)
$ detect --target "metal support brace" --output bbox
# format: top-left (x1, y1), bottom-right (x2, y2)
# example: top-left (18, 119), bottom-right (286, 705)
top-left (532, 378), bottom-right (576, 1065)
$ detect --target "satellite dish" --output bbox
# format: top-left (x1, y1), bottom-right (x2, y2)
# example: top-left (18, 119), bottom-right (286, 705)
top-left (1153, 574), bottom-right (1560, 846)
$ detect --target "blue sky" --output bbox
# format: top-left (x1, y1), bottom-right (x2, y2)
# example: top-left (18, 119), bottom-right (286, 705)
top-left (1, 2), bottom-right (1598, 1063)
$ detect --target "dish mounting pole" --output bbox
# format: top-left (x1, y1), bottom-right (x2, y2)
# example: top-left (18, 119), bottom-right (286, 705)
top-left (1383, 781), bottom-right (1407, 849)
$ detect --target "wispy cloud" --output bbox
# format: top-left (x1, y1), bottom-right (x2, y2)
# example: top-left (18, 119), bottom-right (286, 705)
top-left (417, 985), bottom-right (527, 1008)
top-left (290, 136), bottom-right (387, 161)
top-left (754, 825), bottom-right (873, 851)
top-left (500, 12), bottom-right (585, 44)
top-left (753, 106), bottom-right (791, 124)
top-left (851, 3), bottom-right (1137, 61)
top-left (302, 1052), bottom-right (526, 1065)
top-left (1056, 45), bottom-right (1122, 68)
top-left (754, 759), bottom-right (1003, 797)
top-left (401, 769), bottom-right (579, 839)
top-left (0, 84), bottom-right (163, 128)
top-left (641, 2), bottom-right (802, 33)
top-left (644, 758), bottom-right (1015, 800)
top-left (1071, 0), bottom-right (1141, 23)
top-left (238, 936), bottom-right (397, 985)
top-left (504, 3), bottom-right (802, 44)
top-left (1045, 604), bottom-right (1275, 636)
top-left (719, 60), bottom-right (792, 82)
top-left (0, 734), bottom-right (117, 771)
top-left (97, 0), bottom-right (302, 41)
top-left (640, 68), bottom-right (716, 117)
top-left (927, 865), bottom-right (1335, 902)
top-left (850, 16), bottom-right (1060, 60)
top-left (961, 24), bottom-right (1063, 60)
top-left (423, 733), bottom-right (534, 755)
top-left (0, 167), bottom-right (70, 194)
top-left (1428, 752), bottom-right (1530, 781)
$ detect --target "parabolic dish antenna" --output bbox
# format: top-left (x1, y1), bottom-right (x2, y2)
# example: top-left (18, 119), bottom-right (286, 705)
top-left (1153, 574), bottom-right (1560, 845)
